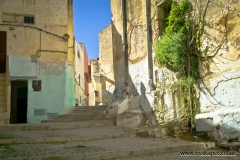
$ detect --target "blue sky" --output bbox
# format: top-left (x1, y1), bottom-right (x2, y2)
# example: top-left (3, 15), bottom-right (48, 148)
top-left (73, 0), bottom-right (112, 60)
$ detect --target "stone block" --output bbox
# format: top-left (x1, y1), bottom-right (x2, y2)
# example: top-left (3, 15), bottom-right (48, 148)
top-left (174, 130), bottom-right (183, 135)
top-left (123, 111), bottom-right (146, 129)
top-left (117, 99), bottom-right (130, 114)
top-left (173, 126), bottom-right (180, 131)
top-left (116, 114), bottom-right (124, 127)
top-left (182, 129), bottom-right (188, 133)
top-left (154, 127), bottom-right (169, 138)
top-left (136, 131), bottom-right (149, 137)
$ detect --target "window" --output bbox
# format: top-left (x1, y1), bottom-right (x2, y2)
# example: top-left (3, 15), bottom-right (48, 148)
top-left (94, 91), bottom-right (99, 97)
top-left (32, 80), bottom-right (41, 91)
top-left (77, 52), bottom-right (80, 59)
top-left (2, 13), bottom-right (34, 24)
top-left (24, 16), bottom-right (34, 24)
top-left (157, 1), bottom-right (172, 36)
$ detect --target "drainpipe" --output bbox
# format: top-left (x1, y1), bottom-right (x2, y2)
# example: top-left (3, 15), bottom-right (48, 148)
top-left (146, 0), bottom-right (155, 92)
top-left (121, 0), bottom-right (128, 85)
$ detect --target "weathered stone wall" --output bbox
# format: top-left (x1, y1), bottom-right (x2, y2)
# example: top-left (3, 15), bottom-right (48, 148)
top-left (111, 0), bottom-right (126, 102)
top-left (107, 0), bottom-right (240, 142)
top-left (105, 0), bottom-right (186, 128)
top-left (99, 24), bottom-right (115, 105)
top-left (189, 0), bottom-right (240, 147)
top-left (0, 0), bottom-right (72, 123)
top-left (74, 41), bottom-right (86, 106)
top-left (89, 59), bottom-right (102, 105)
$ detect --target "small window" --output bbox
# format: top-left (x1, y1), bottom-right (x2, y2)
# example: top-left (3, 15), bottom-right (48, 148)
top-left (95, 91), bottom-right (99, 97)
top-left (77, 52), bottom-right (80, 59)
top-left (32, 80), bottom-right (41, 91)
top-left (24, 16), bottom-right (34, 24)
top-left (2, 13), bottom-right (34, 24)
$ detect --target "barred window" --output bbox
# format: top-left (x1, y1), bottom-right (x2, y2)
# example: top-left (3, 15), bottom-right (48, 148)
top-left (2, 13), bottom-right (34, 24)
top-left (95, 91), bottom-right (99, 97)
top-left (24, 16), bottom-right (34, 24)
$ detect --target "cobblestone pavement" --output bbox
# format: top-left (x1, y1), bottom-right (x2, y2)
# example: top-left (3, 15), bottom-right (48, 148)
top-left (0, 126), bottom-right (129, 144)
top-left (0, 134), bottom-right (220, 160)
top-left (0, 122), bottom-right (238, 160)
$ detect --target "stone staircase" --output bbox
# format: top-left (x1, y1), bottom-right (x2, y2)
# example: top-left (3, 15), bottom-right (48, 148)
top-left (0, 104), bottom-right (216, 160)
top-left (41, 105), bottom-right (116, 123)
top-left (0, 73), bottom-right (8, 125)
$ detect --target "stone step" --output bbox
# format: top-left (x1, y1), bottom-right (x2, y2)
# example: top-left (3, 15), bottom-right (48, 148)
top-left (42, 114), bottom-right (116, 123)
top-left (69, 107), bottom-right (106, 112)
top-left (0, 137), bottom-right (215, 159)
top-left (0, 112), bottom-right (8, 120)
top-left (0, 90), bottom-right (6, 99)
top-left (0, 74), bottom-right (6, 81)
top-left (69, 105), bottom-right (107, 111)
top-left (0, 102), bottom-right (6, 109)
top-left (45, 141), bottom-right (214, 160)
top-left (67, 110), bottom-right (104, 115)
top-left (0, 106), bottom-right (6, 113)
top-left (0, 87), bottom-right (6, 97)
top-left (0, 120), bottom-right (116, 131)
top-left (0, 83), bottom-right (5, 87)
top-left (58, 113), bottom-right (106, 118)
top-left (0, 126), bottom-right (130, 144)
top-left (0, 119), bottom-right (8, 126)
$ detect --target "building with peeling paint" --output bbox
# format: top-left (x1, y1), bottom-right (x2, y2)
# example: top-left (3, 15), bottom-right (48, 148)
top-left (101, 0), bottom-right (240, 147)
top-left (74, 41), bottom-right (90, 106)
top-left (0, 0), bottom-right (74, 124)
top-left (89, 58), bottom-right (102, 106)
top-left (98, 24), bottom-right (115, 105)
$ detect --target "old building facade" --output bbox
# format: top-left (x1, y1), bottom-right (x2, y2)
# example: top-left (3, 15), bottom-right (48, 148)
top-left (0, 0), bottom-right (74, 124)
top-left (100, 0), bottom-right (240, 146)
top-left (74, 41), bottom-right (85, 106)
top-left (89, 58), bottom-right (102, 105)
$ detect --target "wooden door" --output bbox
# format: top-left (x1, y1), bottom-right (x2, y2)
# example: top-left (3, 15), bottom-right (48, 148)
top-left (0, 31), bottom-right (6, 73)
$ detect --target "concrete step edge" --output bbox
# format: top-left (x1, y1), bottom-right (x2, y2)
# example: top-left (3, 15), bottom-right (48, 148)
top-left (3, 142), bottom-right (215, 160)
top-left (0, 133), bottom-right (129, 144)
top-left (58, 113), bottom-right (109, 118)
top-left (1, 121), bottom-right (116, 131)
top-left (41, 117), bottom-right (116, 123)
top-left (0, 113), bottom-right (8, 120)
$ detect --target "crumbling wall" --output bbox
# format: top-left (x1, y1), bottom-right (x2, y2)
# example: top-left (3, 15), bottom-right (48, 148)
top-left (99, 24), bottom-right (115, 105)
top-left (106, 0), bottom-right (188, 129)
top-left (107, 0), bottom-right (240, 145)
top-left (186, 0), bottom-right (240, 147)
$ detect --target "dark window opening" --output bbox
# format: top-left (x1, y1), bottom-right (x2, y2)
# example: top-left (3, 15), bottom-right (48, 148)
top-left (157, 1), bottom-right (172, 36)
top-left (32, 80), bottom-right (41, 91)
top-left (77, 52), bottom-right (80, 59)
top-left (95, 90), bottom-right (99, 97)
top-left (24, 16), bottom-right (34, 24)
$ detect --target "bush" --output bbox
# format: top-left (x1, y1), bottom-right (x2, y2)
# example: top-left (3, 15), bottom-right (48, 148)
top-left (155, 32), bottom-right (186, 72)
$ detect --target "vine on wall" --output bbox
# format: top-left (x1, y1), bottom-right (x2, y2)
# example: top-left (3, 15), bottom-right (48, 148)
top-left (154, 0), bottom-right (230, 131)
top-left (154, 0), bottom-right (201, 131)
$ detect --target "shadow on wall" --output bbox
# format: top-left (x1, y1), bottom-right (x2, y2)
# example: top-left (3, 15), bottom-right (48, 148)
top-left (101, 75), bottom-right (115, 105)
top-left (104, 21), bottom-right (153, 129)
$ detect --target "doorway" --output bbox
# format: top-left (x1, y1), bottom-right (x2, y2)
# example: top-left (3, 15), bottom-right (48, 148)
top-left (10, 81), bottom-right (28, 124)
top-left (0, 31), bottom-right (6, 73)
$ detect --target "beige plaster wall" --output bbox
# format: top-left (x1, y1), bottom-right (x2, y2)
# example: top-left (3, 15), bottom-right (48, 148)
top-left (0, 0), bottom-right (72, 123)
top-left (99, 24), bottom-right (115, 105)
